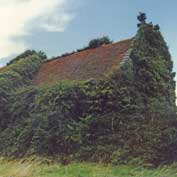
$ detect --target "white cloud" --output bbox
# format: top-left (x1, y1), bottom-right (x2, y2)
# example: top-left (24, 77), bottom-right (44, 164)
top-left (0, 0), bottom-right (75, 59)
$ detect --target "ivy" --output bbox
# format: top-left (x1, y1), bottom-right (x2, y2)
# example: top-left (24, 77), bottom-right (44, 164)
top-left (0, 15), bottom-right (176, 166)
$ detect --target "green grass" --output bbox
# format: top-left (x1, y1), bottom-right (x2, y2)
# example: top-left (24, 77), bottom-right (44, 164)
top-left (0, 157), bottom-right (177, 177)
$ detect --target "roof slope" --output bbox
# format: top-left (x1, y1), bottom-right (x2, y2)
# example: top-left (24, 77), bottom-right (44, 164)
top-left (33, 39), bottom-right (132, 85)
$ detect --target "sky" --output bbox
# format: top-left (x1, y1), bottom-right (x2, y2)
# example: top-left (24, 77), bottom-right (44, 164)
top-left (0, 0), bottom-right (176, 76)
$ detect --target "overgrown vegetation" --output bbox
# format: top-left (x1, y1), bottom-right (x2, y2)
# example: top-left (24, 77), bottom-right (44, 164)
top-left (7, 50), bottom-right (47, 65)
top-left (0, 13), bottom-right (176, 167)
top-left (0, 52), bottom-right (46, 131)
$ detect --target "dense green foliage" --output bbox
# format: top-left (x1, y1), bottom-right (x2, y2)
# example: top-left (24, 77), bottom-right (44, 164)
top-left (7, 50), bottom-right (47, 65)
top-left (0, 53), bottom-right (45, 131)
top-left (132, 22), bottom-right (176, 119)
top-left (0, 15), bottom-right (176, 166)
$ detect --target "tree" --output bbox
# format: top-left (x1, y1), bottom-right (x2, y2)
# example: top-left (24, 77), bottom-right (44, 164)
top-left (137, 12), bottom-right (146, 27)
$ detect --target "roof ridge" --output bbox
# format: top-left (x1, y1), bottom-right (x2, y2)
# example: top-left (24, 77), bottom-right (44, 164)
top-left (45, 38), bottom-right (133, 63)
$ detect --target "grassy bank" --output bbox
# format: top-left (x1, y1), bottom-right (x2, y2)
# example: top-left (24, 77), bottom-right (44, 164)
top-left (0, 158), bottom-right (177, 177)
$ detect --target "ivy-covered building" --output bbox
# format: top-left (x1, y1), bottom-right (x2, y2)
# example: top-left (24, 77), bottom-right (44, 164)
top-left (0, 14), bottom-right (176, 166)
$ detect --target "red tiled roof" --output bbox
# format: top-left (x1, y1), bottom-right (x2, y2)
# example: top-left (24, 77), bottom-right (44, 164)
top-left (33, 39), bottom-right (132, 85)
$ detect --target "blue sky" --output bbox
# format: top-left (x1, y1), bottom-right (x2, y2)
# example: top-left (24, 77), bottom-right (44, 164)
top-left (0, 0), bottom-right (176, 76)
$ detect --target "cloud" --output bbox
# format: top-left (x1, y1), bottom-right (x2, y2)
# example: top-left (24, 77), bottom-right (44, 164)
top-left (0, 0), bottom-right (75, 59)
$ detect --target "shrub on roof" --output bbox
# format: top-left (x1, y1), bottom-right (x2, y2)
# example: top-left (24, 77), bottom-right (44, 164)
top-left (88, 36), bottom-right (113, 49)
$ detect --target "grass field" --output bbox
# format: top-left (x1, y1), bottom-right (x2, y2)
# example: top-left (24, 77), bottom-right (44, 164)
top-left (0, 158), bottom-right (177, 177)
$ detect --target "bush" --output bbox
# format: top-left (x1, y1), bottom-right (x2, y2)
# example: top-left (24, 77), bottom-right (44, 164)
top-left (88, 36), bottom-right (112, 49)
top-left (7, 50), bottom-right (47, 65)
